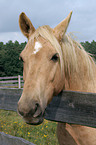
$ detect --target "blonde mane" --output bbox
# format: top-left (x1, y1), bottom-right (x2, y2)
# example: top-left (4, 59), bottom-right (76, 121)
top-left (62, 34), bottom-right (96, 79)
top-left (30, 25), bottom-right (96, 80)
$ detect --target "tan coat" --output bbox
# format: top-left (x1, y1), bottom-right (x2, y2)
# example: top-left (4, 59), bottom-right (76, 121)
top-left (18, 11), bottom-right (96, 145)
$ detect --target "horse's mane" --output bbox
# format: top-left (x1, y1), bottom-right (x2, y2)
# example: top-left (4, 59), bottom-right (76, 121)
top-left (30, 25), bottom-right (96, 79)
top-left (62, 34), bottom-right (96, 78)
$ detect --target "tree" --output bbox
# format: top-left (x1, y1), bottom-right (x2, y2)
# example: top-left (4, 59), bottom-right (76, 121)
top-left (81, 41), bottom-right (96, 61)
top-left (0, 40), bottom-right (26, 76)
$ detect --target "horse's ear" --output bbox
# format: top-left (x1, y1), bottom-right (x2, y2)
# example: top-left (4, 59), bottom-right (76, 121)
top-left (53, 11), bottom-right (72, 41)
top-left (19, 12), bottom-right (35, 39)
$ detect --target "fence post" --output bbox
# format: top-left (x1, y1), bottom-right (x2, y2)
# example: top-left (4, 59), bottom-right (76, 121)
top-left (18, 75), bottom-right (21, 89)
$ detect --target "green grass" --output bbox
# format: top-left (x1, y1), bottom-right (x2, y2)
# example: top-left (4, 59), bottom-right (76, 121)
top-left (0, 110), bottom-right (59, 145)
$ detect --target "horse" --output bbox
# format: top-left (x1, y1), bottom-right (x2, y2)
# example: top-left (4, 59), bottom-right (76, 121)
top-left (18, 11), bottom-right (96, 145)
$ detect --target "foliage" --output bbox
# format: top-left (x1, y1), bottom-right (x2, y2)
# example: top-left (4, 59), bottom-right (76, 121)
top-left (0, 41), bottom-right (26, 77)
top-left (0, 40), bottom-right (96, 77)
top-left (81, 40), bottom-right (96, 61)
top-left (0, 110), bottom-right (59, 145)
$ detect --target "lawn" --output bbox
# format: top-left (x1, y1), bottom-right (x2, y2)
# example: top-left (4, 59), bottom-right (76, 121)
top-left (0, 110), bottom-right (59, 145)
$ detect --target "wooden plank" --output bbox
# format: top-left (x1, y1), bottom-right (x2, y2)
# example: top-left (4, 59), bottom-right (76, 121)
top-left (0, 89), bottom-right (96, 128)
top-left (0, 76), bottom-right (18, 80)
top-left (0, 84), bottom-right (18, 87)
top-left (18, 75), bottom-right (21, 89)
top-left (0, 132), bottom-right (35, 145)
top-left (0, 88), bottom-right (22, 111)
top-left (0, 80), bottom-right (18, 84)
top-left (45, 91), bottom-right (96, 128)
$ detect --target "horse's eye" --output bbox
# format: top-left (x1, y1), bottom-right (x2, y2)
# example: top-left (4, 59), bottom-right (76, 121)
top-left (19, 57), bottom-right (24, 62)
top-left (51, 53), bottom-right (59, 62)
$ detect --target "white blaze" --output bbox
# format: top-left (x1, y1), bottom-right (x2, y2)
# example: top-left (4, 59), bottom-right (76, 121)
top-left (33, 42), bottom-right (42, 54)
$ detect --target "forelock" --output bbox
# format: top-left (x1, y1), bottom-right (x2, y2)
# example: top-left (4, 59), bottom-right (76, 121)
top-left (34, 25), bottom-right (64, 76)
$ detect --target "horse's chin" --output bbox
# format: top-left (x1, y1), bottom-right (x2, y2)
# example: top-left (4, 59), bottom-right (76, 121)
top-left (23, 115), bottom-right (44, 125)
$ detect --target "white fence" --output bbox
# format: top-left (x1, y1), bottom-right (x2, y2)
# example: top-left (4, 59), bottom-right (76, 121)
top-left (0, 75), bottom-right (24, 89)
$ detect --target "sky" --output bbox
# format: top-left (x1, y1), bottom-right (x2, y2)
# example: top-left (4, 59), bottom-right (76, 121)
top-left (0, 0), bottom-right (96, 43)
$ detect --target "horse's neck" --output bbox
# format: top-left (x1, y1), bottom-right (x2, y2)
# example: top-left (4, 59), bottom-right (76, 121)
top-left (62, 43), bottom-right (96, 93)
top-left (65, 69), bottom-right (96, 93)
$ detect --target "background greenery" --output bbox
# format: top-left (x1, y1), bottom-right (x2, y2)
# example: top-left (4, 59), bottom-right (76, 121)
top-left (0, 41), bottom-right (26, 77)
top-left (0, 110), bottom-right (59, 145)
top-left (0, 40), bottom-right (96, 77)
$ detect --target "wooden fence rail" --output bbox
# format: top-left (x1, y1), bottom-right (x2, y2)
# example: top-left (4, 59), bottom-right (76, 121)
top-left (0, 88), bottom-right (96, 128)
top-left (0, 132), bottom-right (35, 145)
top-left (0, 76), bottom-right (23, 89)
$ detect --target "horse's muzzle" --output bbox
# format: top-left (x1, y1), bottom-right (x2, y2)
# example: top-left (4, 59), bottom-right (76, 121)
top-left (17, 102), bottom-right (44, 125)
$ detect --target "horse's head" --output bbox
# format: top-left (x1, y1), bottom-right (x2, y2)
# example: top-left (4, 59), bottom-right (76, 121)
top-left (18, 11), bottom-right (72, 125)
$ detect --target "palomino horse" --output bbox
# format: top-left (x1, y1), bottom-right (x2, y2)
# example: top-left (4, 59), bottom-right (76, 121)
top-left (18, 11), bottom-right (96, 145)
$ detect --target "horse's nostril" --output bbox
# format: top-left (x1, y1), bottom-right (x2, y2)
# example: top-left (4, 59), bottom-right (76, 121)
top-left (33, 103), bottom-right (42, 118)
top-left (35, 103), bottom-right (39, 112)
top-left (27, 103), bottom-right (41, 117)
top-left (18, 103), bottom-right (42, 118)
